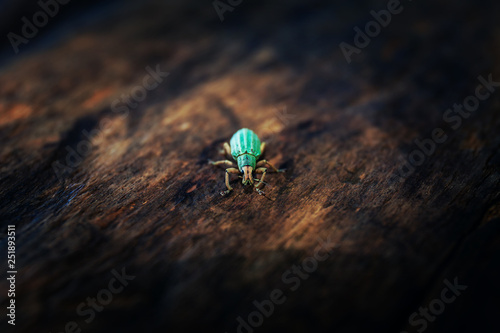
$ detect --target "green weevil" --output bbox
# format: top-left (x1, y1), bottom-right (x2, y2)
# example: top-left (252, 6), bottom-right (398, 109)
top-left (210, 128), bottom-right (284, 196)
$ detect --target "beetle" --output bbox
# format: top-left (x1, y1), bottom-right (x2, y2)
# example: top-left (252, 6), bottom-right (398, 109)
top-left (210, 128), bottom-right (284, 196)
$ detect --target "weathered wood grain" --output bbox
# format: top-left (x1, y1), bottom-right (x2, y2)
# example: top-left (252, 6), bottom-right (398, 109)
top-left (0, 0), bottom-right (499, 332)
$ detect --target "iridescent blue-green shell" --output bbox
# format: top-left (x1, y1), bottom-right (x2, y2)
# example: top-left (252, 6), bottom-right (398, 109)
top-left (230, 128), bottom-right (261, 170)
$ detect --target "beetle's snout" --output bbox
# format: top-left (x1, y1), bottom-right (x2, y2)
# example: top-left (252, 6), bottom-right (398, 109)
top-left (241, 166), bottom-right (254, 185)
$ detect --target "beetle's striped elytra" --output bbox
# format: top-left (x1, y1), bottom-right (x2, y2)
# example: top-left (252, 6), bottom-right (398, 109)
top-left (210, 128), bottom-right (285, 196)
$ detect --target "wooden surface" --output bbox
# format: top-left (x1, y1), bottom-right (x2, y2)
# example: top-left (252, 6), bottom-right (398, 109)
top-left (0, 0), bottom-right (499, 332)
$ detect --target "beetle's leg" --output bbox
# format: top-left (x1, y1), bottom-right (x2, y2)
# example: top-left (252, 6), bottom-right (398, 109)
top-left (221, 167), bottom-right (240, 196)
top-left (256, 159), bottom-right (285, 173)
top-left (224, 142), bottom-right (231, 156)
top-left (210, 160), bottom-right (235, 168)
top-left (219, 142), bottom-right (232, 157)
top-left (255, 188), bottom-right (265, 195)
top-left (260, 142), bottom-right (266, 156)
top-left (253, 167), bottom-right (267, 195)
top-left (254, 167), bottom-right (267, 189)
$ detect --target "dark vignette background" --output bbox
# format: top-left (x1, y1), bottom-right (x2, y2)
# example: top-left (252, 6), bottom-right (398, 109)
top-left (0, 0), bottom-right (499, 332)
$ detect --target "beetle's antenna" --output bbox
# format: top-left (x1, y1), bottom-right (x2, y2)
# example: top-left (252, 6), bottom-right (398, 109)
top-left (254, 178), bottom-right (270, 185)
top-left (238, 175), bottom-right (270, 186)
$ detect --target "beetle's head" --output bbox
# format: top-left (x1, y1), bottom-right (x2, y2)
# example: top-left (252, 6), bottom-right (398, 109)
top-left (241, 166), bottom-right (254, 186)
